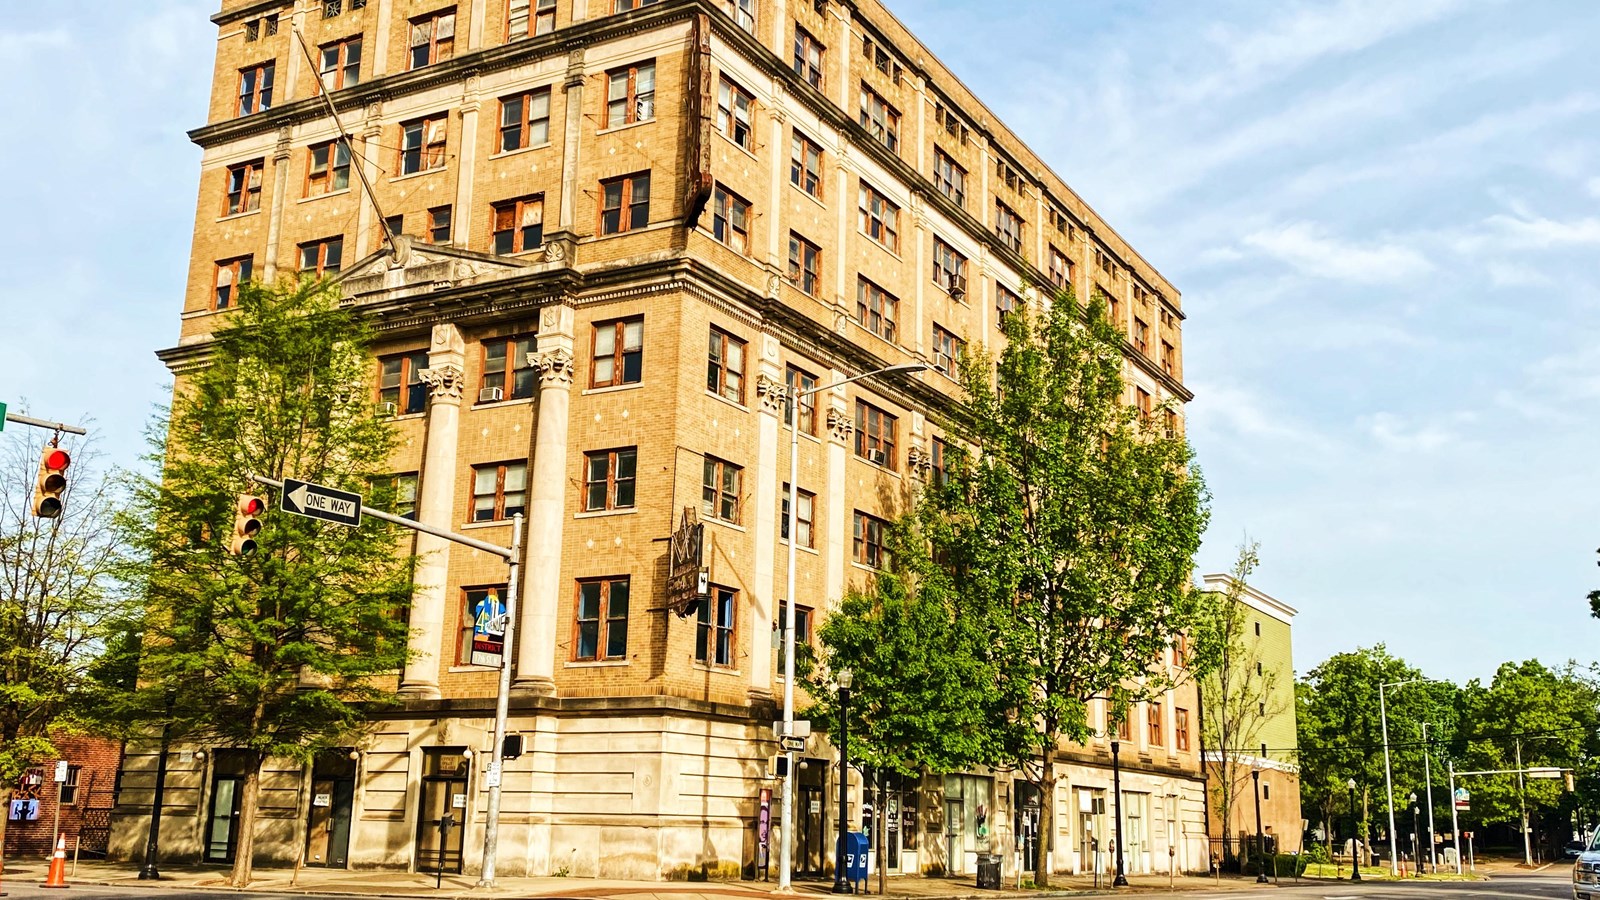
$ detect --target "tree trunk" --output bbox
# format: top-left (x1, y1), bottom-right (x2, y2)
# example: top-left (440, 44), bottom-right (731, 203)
top-left (1035, 753), bottom-right (1054, 887)
top-left (0, 785), bottom-right (12, 878)
top-left (228, 754), bottom-right (263, 888)
top-left (877, 771), bottom-right (886, 896)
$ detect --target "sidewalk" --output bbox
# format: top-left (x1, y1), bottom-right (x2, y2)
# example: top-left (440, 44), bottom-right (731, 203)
top-left (0, 858), bottom-right (1283, 900)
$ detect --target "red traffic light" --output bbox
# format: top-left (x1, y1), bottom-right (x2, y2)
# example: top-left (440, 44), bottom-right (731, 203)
top-left (238, 496), bottom-right (265, 516)
top-left (32, 447), bottom-right (70, 519)
top-left (230, 493), bottom-right (268, 555)
top-left (43, 449), bottom-right (69, 472)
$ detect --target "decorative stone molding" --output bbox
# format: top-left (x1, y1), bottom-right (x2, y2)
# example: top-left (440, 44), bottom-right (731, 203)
top-left (826, 406), bottom-right (855, 444)
top-left (756, 374), bottom-right (787, 416)
top-left (530, 348), bottom-right (575, 387)
top-left (907, 444), bottom-right (933, 479)
top-left (418, 363), bottom-right (465, 401)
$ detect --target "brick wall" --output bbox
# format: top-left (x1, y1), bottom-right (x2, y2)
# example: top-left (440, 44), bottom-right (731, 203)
top-left (5, 734), bottom-right (123, 858)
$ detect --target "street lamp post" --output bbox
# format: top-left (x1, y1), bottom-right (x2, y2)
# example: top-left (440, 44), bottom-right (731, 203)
top-left (1111, 740), bottom-right (1128, 887)
top-left (832, 668), bottom-right (854, 895)
top-left (1379, 678), bottom-right (1422, 875)
top-left (1252, 765), bottom-right (1268, 883)
top-left (1348, 779), bottom-right (1362, 882)
top-left (1422, 722), bottom-right (1437, 873)
top-left (138, 714), bottom-right (172, 879)
top-left (778, 362), bottom-right (926, 891)
top-left (1409, 793), bottom-right (1421, 878)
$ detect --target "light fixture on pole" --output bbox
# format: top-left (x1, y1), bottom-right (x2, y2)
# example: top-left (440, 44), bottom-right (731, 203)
top-left (1422, 722), bottom-right (1437, 873)
top-left (1379, 677), bottom-right (1422, 874)
top-left (777, 362), bottom-right (926, 891)
top-left (832, 667), bottom-right (854, 895)
top-left (1409, 792), bottom-right (1421, 877)
top-left (1111, 740), bottom-right (1128, 887)
top-left (1348, 778), bottom-right (1361, 882)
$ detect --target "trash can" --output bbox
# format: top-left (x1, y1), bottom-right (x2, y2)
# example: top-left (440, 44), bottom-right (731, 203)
top-left (976, 853), bottom-right (1003, 889)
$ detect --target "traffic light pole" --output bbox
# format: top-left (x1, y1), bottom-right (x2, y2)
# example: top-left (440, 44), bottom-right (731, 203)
top-left (245, 474), bottom-right (521, 885)
top-left (3, 413), bottom-right (86, 435)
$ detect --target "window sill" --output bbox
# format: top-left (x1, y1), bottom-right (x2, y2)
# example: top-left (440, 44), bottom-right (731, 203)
top-left (853, 456), bottom-right (902, 478)
top-left (447, 665), bottom-right (498, 673)
top-left (782, 426), bottom-right (824, 448)
top-left (490, 141), bottom-right (554, 160)
top-left (565, 658), bottom-right (629, 668)
top-left (697, 225), bottom-right (752, 258)
top-left (779, 540), bottom-right (820, 556)
top-left (574, 508), bottom-right (637, 520)
top-left (705, 517), bottom-right (746, 534)
top-left (461, 519), bottom-right (515, 530)
top-left (582, 382), bottom-right (643, 397)
top-left (389, 167), bottom-right (447, 184)
top-left (588, 219), bottom-right (679, 241)
top-left (597, 118), bottom-right (656, 138)
top-left (691, 662), bottom-right (742, 676)
top-left (789, 180), bottom-right (827, 209)
top-left (705, 390), bottom-right (750, 414)
top-left (387, 412), bottom-right (426, 422)
top-left (473, 396), bottom-right (535, 410)
top-left (857, 229), bottom-right (904, 262)
top-left (717, 131), bottom-right (760, 164)
top-left (298, 188), bottom-right (352, 204)
top-left (215, 209), bottom-right (262, 224)
top-left (849, 561), bottom-right (884, 575)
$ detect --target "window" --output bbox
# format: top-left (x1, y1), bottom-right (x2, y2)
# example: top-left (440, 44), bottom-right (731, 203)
top-left (1263, 784), bottom-right (1271, 801)
top-left (996, 201), bottom-right (1024, 253)
top-left (1117, 715), bottom-right (1131, 741)
top-left (1165, 408), bottom-right (1179, 438)
top-left (932, 324), bottom-right (963, 377)
top-left (58, 766), bottom-right (81, 806)
top-left (1136, 387), bottom-right (1152, 421)
top-left (935, 103), bottom-right (969, 144)
top-left (858, 84), bottom-right (899, 154)
top-left (427, 205), bottom-right (452, 244)
top-left (409, 9), bottom-right (456, 69)
top-left (1254, 620), bottom-right (1261, 636)
top-left (695, 585), bottom-right (737, 667)
top-left (788, 233), bottom-right (821, 297)
top-left (855, 278), bottom-right (898, 343)
top-left (716, 77), bottom-right (755, 151)
top-left (378, 350), bottom-right (429, 415)
top-left (775, 600), bottom-right (812, 674)
top-left (583, 448), bottom-right (637, 511)
top-left (933, 149), bottom-right (966, 207)
top-left (1133, 318), bottom-right (1150, 355)
top-left (717, 0), bottom-right (755, 31)
top-left (1259, 701), bottom-right (1267, 716)
top-left (852, 511), bottom-right (887, 567)
top-left (319, 36), bottom-right (361, 90)
top-left (931, 437), bottom-right (947, 486)
top-left (932, 238), bottom-right (966, 295)
top-left (457, 586), bottom-right (504, 664)
top-left (606, 61), bottom-right (656, 128)
top-left (213, 256), bottom-right (252, 310)
top-left (399, 114), bottom-right (448, 175)
top-left (245, 19), bottom-right (259, 41)
top-left (372, 472), bottom-right (419, 519)
top-left (858, 184), bottom-right (900, 252)
top-left (298, 236), bottom-right (344, 276)
top-left (861, 36), bottom-right (901, 83)
top-left (1173, 632), bottom-right (1189, 666)
top-left (1148, 702), bottom-right (1164, 746)
top-left (492, 195), bottom-right (544, 254)
top-left (996, 284), bottom-right (1020, 321)
top-left (1175, 708), bottom-right (1190, 751)
top-left (785, 365), bottom-right (817, 434)
top-left (305, 140), bottom-right (351, 196)
top-left (780, 484), bottom-right (814, 548)
top-left (1105, 290), bottom-right (1121, 325)
top-left (223, 161), bottom-right (264, 216)
top-left (793, 27), bottom-right (824, 88)
top-left (1161, 341), bottom-right (1175, 376)
top-left (1049, 246), bottom-right (1073, 290)
top-left (383, 213), bottom-right (404, 240)
top-left (710, 185), bottom-right (751, 254)
top-left (237, 62), bottom-right (274, 116)
top-left (789, 132), bottom-right (822, 197)
top-left (706, 328), bottom-right (746, 404)
top-left (701, 457), bottom-right (742, 524)
top-left (472, 461), bottom-right (528, 521)
top-left (855, 400), bottom-right (897, 469)
top-left (480, 335), bottom-right (537, 401)
top-left (591, 317), bottom-right (643, 388)
top-left (574, 577), bottom-right (630, 661)
top-left (599, 172), bottom-right (650, 234)
top-left (612, 0), bottom-right (664, 9)
top-left (324, 0), bottom-right (343, 16)
top-left (507, 0), bottom-right (556, 38)
top-left (1256, 661), bottom-right (1263, 676)
top-left (498, 89), bottom-right (551, 151)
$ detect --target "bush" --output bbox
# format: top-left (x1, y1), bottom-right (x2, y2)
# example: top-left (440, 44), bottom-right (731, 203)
top-left (1303, 843), bottom-right (1330, 864)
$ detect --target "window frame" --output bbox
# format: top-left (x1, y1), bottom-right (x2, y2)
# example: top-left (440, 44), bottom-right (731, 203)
top-left (789, 132), bottom-right (823, 197)
top-left (1148, 701), bottom-right (1164, 747)
top-left (855, 277), bottom-right (899, 343)
top-left (852, 510), bottom-right (888, 568)
top-left (573, 576), bottom-right (631, 662)
top-left (854, 399), bottom-right (898, 470)
top-left (498, 88), bottom-right (552, 152)
top-left (237, 61), bottom-right (275, 117)
top-left (931, 324), bottom-right (964, 377)
top-left (605, 61), bottom-right (656, 128)
top-left (933, 148), bottom-right (966, 207)
top-left (599, 171), bottom-right (651, 235)
top-left (1176, 708), bottom-right (1191, 751)
top-left (408, 8), bottom-right (457, 70)
top-left (427, 205), bottom-right (453, 244)
top-left (507, 0), bottom-right (557, 39)
top-left (58, 765), bottom-right (81, 806)
top-left (932, 237), bottom-right (967, 294)
top-left (715, 76), bottom-right (756, 152)
top-left (457, 584), bottom-right (506, 665)
top-left (858, 83), bottom-right (900, 154)
top-left (780, 484), bottom-right (815, 548)
top-left (695, 584), bottom-right (738, 668)
top-left (479, 334), bottom-right (538, 401)
top-left (706, 327), bottom-right (746, 405)
top-left (213, 255), bottom-right (253, 310)
top-left (996, 284), bottom-right (1021, 321)
top-left (857, 184), bottom-right (900, 252)
top-left (491, 194), bottom-right (545, 255)
top-left (1049, 246), bottom-right (1073, 290)
top-left (305, 139), bottom-right (352, 197)
top-left (583, 447), bottom-right (638, 512)
top-left (701, 456), bottom-right (743, 525)
top-left (319, 35), bottom-right (362, 90)
top-left (372, 471), bottom-right (420, 519)
top-left (471, 460), bottom-right (529, 522)
top-left (788, 232), bottom-right (821, 297)
top-left (710, 184), bottom-right (752, 254)
top-left (223, 160), bottom-right (264, 217)
top-left (996, 200), bottom-right (1024, 253)
top-left (1133, 317), bottom-right (1150, 355)
top-left (793, 26), bottom-right (825, 89)
top-left (298, 236), bottom-right (344, 276)
top-left (378, 350), bottom-right (429, 415)
top-left (785, 365), bottom-right (817, 435)
top-left (399, 113), bottom-right (448, 176)
top-left (590, 316), bottom-right (644, 388)
top-left (775, 600), bottom-right (813, 674)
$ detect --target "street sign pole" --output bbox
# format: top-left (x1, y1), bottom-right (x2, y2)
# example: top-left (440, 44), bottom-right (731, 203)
top-left (2, 411), bottom-right (87, 436)
top-left (1448, 762), bottom-right (1461, 875)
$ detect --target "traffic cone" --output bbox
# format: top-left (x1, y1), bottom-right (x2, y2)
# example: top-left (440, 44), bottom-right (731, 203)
top-left (41, 833), bottom-right (69, 888)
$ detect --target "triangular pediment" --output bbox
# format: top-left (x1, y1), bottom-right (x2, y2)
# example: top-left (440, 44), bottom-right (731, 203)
top-left (336, 235), bottom-right (543, 304)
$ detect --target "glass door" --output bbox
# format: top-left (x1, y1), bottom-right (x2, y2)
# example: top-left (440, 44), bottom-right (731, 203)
top-left (306, 751), bottom-right (357, 868)
top-left (797, 758), bottom-right (826, 876)
top-left (204, 751), bottom-right (251, 864)
top-left (414, 749), bottom-right (470, 874)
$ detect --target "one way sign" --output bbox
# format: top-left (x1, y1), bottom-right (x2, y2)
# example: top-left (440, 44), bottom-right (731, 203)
top-left (281, 478), bottom-right (363, 528)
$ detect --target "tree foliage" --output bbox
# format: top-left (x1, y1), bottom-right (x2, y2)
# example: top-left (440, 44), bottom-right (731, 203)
top-left (118, 278), bottom-right (413, 886)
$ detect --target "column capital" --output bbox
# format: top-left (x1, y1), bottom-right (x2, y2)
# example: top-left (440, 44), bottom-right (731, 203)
top-left (907, 443), bottom-right (934, 480)
top-left (529, 348), bottom-right (576, 387)
top-left (756, 373), bottom-right (787, 417)
top-left (418, 363), bottom-right (466, 401)
top-left (826, 406), bottom-right (855, 444)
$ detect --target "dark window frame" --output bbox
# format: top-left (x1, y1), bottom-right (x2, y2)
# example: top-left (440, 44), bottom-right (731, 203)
top-left (706, 327), bottom-right (746, 405)
top-left (479, 335), bottom-right (537, 401)
top-left (599, 171), bottom-right (650, 234)
top-left (574, 576), bottom-right (631, 661)
top-left (590, 316), bottom-right (644, 388)
top-left (471, 460), bottom-right (528, 522)
top-left (583, 447), bottom-right (638, 512)
top-left (854, 399), bottom-right (898, 470)
top-left (701, 456), bottom-right (743, 525)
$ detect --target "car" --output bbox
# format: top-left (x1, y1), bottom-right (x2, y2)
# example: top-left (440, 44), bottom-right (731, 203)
top-left (1569, 842), bottom-right (1588, 860)
top-left (1573, 836), bottom-right (1600, 900)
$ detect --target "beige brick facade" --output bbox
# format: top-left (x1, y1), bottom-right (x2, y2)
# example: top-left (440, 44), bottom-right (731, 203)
top-left (113, 0), bottom-right (1201, 881)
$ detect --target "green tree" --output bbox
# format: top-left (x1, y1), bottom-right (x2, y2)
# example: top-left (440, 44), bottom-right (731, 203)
top-left (0, 430), bottom-right (132, 857)
top-left (918, 288), bottom-right (1210, 886)
top-left (120, 278), bottom-right (413, 887)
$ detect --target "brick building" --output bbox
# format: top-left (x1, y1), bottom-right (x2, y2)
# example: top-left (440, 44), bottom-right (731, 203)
top-left (110, 0), bottom-right (1199, 880)
top-left (6, 734), bottom-right (122, 858)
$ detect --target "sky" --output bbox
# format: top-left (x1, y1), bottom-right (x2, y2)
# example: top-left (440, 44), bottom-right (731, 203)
top-left (2, 1), bottom-right (1596, 683)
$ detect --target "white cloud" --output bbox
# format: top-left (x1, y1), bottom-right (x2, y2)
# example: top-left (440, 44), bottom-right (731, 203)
top-left (1240, 221), bottom-right (1432, 283)
top-left (1486, 261), bottom-right (1555, 288)
top-left (1483, 211), bottom-right (1600, 248)
top-left (1363, 412), bottom-right (1460, 453)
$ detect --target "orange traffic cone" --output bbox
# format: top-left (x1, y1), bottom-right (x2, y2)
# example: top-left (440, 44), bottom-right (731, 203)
top-left (41, 833), bottom-right (69, 888)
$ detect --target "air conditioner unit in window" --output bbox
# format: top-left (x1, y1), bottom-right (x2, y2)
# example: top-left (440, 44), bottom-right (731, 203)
top-left (378, 401), bottom-right (397, 418)
top-left (868, 449), bottom-right (886, 465)
top-left (478, 386), bottom-right (504, 403)
top-left (635, 98), bottom-right (655, 120)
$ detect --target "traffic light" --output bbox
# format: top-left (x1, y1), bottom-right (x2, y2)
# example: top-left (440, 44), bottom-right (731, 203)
top-left (31, 447), bottom-right (70, 518)
top-left (230, 494), bottom-right (267, 555)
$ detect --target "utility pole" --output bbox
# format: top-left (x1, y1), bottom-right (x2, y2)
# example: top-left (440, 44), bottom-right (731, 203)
top-left (1422, 723), bottom-right (1437, 873)
top-left (1379, 678), bottom-right (1421, 875)
top-left (1517, 739), bottom-right (1531, 867)
top-left (1448, 761), bottom-right (1461, 875)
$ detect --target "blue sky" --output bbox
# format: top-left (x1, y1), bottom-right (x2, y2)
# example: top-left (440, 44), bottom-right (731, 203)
top-left (4, 1), bottom-right (1596, 682)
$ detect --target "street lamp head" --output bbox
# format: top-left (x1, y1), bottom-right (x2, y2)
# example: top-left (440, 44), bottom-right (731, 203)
top-left (1348, 778), bottom-right (1357, 791)
top-left (879, 362), bottom-right (929, 376)
top-left (1409, 792), bottom-right (1417, 803)
top-left (836, 667), bottom-right (853, 689)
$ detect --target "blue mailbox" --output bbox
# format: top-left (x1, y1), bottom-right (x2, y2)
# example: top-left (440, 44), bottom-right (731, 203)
top-left (840, 831), bottom-right (869, 885)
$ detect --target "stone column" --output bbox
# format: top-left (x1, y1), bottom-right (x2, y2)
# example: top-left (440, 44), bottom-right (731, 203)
top-left (749, 364), bottom-right (784, 701)
top-left (354, 103), bottom-right (382, 258)
top-left (373, 0), bottom-right (394, 79)
top-left (514, 306), bottom-right (576, 697)
top-left (262, 126), bottom-right (292, 281)
top-left (556, 50), bottom-right (586, 234)
top-left (765, 89), bottom-right (786, 270)
top-left (454, 75), bottom-right (483, 246)
top-left (911, 200), bottom-right (929, 359)
top-left (823, 384), bottom-right (852, 608)
top-left (399, 324), bottom-right (468, 700)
